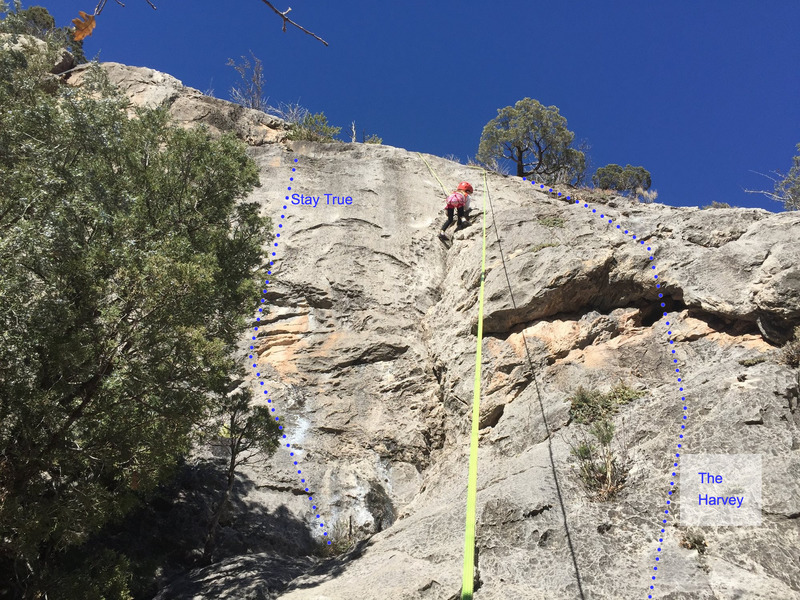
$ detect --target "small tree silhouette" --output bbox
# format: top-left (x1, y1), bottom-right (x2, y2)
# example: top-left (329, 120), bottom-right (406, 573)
top-left (227, 51), bottom-right (270, 112)
top-left (203, 386), bottom-right (281, 561)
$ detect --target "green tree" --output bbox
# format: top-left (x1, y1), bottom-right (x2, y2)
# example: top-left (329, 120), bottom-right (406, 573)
top-left (4, 3), bottom-right (54, 36)
top-left (477, 97), bottom-right (587, 183)
top-left (0, 38), bottom-right (271, 597)
top-left (0, 1), bottom-right (87, 63)
top-left (592, 163), bottom-right (652, 194)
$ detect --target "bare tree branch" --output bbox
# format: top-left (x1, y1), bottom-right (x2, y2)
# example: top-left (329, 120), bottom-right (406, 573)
top-left (95, 0), bottom-right (129, 15)
top-left (748, 169), bottom-right (783, 184)
top-left (258, 1), bottom-right (329, 46)
top-left (95, 0), bottom-right (155, 15)
top-left (743, 188), bottom-right (784, 202)
top-left (743, 169), bottom-right (786, 204)
top-left (93, 1), bottom-right (327, 45)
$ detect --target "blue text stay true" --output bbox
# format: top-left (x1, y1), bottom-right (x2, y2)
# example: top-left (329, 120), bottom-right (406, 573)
top-left (291, 193), bottom-right (353, 207)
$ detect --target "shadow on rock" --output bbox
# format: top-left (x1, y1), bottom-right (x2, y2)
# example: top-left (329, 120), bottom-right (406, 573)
top-left (153, 527), bottom-right (374, 600)
top-left (279, 538), bottom-right (374, 594)
top-left (85, 457), bottom-right (319, 599)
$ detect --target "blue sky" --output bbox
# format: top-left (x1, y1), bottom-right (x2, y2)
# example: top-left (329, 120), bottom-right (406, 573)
top-left (32, 1), bottom-right (800, 211)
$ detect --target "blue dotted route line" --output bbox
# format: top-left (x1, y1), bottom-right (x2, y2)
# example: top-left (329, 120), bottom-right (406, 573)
top-left (523, 178), bottom-right (687, 599)
top-left (247, 157), bottom-right (332, 546)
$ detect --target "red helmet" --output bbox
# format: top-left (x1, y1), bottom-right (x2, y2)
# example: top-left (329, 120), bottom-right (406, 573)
top-left (457, 181), bottom-right (473, 193)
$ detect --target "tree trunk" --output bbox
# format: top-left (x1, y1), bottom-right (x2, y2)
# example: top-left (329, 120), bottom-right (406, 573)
top-left (202, 438), bottom-right (237, 562)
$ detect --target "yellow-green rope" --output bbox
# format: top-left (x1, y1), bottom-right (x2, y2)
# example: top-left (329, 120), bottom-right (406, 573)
top-left (414, 151), bottom-right (488, 597)
top-left (461, 170), bottom-right (488, 599)
top-left (417, 151), bottom-right (450, 197)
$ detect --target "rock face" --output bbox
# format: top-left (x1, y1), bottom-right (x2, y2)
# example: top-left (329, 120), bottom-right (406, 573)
top-left (156, 142), bottom-right (800, 600)
top-left (66, 62), bottom-right (290, 145)
top-left (78, 64), bottom-right (800, 600)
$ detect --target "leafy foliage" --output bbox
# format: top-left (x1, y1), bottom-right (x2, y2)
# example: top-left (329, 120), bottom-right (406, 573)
top-left (264, 101), bottom-right (342, 142)
top-left (592, 163), bottom-right (652, 194)
top-left (203, 389), bottom-right (281, 560)
top-left (537, 215), bottom-right (565, 228)
top-left (702, 201), bottom-right (732, 209)
top-left (567, 383), bottom-right (640, 500)
top-left (0, 1), bottom-right (87, 63)
top-left (0, 36), bottom-right (270, 597)
top-left (314, 517), bottom-right (355, 558)
top-left (288, 111), bottom-right (342, 142)
top-left (476, 97), bottom-right (586, 182)
top-left (38, 549), bottom-right (135, 600)
top-left (738, 356), bottom-right (767, 367)
top-left (531, 241), bottom-right (559, 253)
top-left (569, 387), bottom-right (608, 424)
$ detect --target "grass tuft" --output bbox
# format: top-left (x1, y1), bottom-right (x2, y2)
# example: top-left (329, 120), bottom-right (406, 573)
top-left (537, 215), bottom-right (566, 228)
top-left (569, 382), bottom-right (643, 425)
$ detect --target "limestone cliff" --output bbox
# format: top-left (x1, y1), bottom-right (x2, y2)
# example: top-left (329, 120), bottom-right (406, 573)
top-left (69, 64), bottom-right (800, 600)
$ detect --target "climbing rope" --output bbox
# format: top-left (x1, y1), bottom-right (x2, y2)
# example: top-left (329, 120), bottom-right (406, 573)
top-left (413, 151), bottom-right (483, 596)
top-left (417, 151), bottom-right (451, 198)
top-left (460, 170), bottom-right (488, 600)
top-left (416, 153), bottom-right (584, 597)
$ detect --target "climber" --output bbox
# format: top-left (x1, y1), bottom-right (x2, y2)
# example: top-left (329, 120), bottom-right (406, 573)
top-left (438, 181), bottom-right (473, 241)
